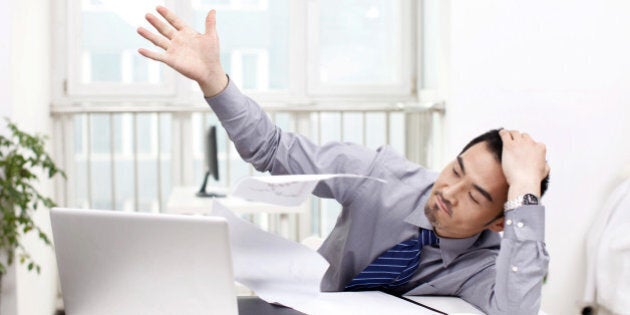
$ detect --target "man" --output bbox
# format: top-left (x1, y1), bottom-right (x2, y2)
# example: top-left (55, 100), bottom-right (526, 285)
top-left (137, 7), bottom-right (550, 314)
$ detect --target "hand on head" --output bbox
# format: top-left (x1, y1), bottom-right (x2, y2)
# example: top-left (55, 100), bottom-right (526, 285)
top-left (137, 6), bottom-right (228, 97)
top-left (499, 129), bottom-right (550, 199)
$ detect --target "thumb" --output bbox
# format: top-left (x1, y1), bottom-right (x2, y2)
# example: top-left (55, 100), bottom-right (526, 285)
top-left (205, 9), bottom-right (217, 35)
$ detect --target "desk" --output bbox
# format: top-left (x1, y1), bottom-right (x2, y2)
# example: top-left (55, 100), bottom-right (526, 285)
top-left (238, 296), bottom-right (305, 315)
top-left (55, 297), bottom-right (305, 315)
top-left (237, 295), bottom-right (483, 315)
top-left (166, 186), bottom-right (307, 239)
top-left (402, 295), bottom-right (483, 314)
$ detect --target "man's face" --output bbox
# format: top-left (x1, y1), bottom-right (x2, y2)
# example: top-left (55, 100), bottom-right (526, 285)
top-left (425, 142), bottom-right (509, 239)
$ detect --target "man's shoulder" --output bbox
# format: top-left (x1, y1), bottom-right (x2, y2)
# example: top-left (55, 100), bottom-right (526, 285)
top-left (374, 144), bottom-right (439, 183)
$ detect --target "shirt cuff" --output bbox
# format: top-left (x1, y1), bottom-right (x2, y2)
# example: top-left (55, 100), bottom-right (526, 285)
top-left (204, 75), bottom-right (248, 121)
top-left (502, 205), bottom-right (545, 242)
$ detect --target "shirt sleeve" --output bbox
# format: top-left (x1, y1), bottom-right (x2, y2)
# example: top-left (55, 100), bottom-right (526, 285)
top-left (205, 76), bottom-right (379, 204)
top-left (457, 205), bottom-right (549, 315)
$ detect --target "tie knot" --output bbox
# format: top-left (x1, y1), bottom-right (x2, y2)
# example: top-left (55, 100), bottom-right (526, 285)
top-left (420, 228), bottom-right (440, 247)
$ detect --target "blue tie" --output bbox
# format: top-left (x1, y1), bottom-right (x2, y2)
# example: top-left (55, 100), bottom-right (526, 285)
top-left (345, 229), bottom-right (439, 291)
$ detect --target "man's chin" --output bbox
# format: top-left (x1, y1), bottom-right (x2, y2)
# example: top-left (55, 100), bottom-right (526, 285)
top-left (424, 204), bottom-right (438, 226)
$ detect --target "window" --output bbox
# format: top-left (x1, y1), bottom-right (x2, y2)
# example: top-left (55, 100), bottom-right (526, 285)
top-left (52, 0), bottom-right (442, 238)
top-left (59, 0), bottom-right (414, 98)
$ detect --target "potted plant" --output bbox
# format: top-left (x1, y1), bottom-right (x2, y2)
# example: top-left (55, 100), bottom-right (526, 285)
top-left (0, 118), bottom-right (65, 281)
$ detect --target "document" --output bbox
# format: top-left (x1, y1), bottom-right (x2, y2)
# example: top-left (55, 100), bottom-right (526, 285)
top-left (231, 174), bottom-right (386, 206)
top-left (213, 201), bottom-right (440, 315)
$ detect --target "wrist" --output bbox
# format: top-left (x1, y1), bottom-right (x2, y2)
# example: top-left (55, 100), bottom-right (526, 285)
top-left (199, 72), bottom-right (229, 98)
top-left (504, 192), bottom-right (540, 212)
top-left (507, 181), bottom-right (541, 200)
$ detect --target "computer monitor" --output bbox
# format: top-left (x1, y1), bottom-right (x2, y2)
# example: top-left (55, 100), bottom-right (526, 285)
top-left (197, 125), bottom-right (225, 197)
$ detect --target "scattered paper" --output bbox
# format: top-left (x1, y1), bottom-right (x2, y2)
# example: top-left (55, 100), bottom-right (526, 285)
top-left (212, 200), bottom-right (439, 315)
top-left (231, 174), bottom-right (386, 207)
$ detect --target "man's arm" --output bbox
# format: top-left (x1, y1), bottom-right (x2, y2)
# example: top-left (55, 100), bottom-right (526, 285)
top-left (137, 6), bottom-right (379, 203)
top-left (457, 205), bottom-right (549, 314)
top-left (459, 130), bottom-right (550, 314)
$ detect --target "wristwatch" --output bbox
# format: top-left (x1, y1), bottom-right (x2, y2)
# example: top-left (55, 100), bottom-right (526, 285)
top-left (504, 193), bottom-right (539, 211)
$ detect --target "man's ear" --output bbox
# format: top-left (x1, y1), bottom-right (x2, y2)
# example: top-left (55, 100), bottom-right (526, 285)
top-left (487, 216), bottom-right (505, 233)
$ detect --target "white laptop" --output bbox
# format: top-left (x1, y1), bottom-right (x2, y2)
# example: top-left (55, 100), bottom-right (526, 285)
top-left (50, 207), bottom-right (238, 315)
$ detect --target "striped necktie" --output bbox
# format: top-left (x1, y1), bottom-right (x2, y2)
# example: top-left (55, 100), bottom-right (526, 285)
top-left (345, 229), bottom-right (439, 291)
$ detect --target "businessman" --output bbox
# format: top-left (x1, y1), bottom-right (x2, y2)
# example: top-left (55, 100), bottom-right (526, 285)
top-left (138, 7), bottom-right (550, 314)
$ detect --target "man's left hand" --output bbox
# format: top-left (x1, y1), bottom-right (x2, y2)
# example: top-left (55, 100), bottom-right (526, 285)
top-left (499, 129), bottom-right (550, 199)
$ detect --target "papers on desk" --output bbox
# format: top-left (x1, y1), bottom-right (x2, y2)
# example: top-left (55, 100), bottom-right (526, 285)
top-left (213, 201), bottom-right (440, 315)
top-left (231, 174), bottom-right (386, 206)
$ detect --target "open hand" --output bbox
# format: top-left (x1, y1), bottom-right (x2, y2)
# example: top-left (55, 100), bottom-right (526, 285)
top-left (137, 6), bottom-right (228, 97)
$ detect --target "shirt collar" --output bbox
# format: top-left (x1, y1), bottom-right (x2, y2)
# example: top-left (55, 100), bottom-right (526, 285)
top-left (403, 179), bottom-right (483, 268)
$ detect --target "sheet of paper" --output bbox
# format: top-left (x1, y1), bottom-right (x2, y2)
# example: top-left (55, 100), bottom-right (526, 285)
top-left (231, 174), bottom-right (386, 206)
top-left (212, 200), bottom-right (439, 315)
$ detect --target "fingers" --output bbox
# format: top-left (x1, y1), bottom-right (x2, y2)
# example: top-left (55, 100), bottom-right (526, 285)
top-left (544, 162), bottom-right (551, 177)
top-left (137, 27), bottom-right (169, 50)
top-left (146, 12), bottom-right (176, 40)
top-left (499, 129), bottom-right (517, 141)
top-left (156, 5), bottom-right (188, 31)
top-left (137, 48), bottom-right (165, 63)
top-left (500, 129), bottom-right (535, 143)
top-left (205, 9), bottom-right (217, 35)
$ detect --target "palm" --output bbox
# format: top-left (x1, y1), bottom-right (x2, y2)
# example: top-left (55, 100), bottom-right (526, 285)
top-left (165, 30), bottom-right (216, 82)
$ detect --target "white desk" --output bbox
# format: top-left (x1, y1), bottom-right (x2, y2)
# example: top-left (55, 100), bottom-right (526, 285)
top-left (403, 295), bottom-right (483, 314)
top-left (166, 186), bottom-right (307, 239)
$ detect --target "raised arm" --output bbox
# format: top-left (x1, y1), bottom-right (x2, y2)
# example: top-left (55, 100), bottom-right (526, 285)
top-left (137, 7), bottom-right (380, 203)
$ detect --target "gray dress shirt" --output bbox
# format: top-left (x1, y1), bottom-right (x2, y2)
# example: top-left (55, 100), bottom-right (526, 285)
top-left (205, 79), bottom-right (549, 315)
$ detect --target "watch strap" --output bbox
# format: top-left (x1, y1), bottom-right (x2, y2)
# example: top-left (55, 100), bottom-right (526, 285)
top-left (504, 193), bottom-right (540, 211)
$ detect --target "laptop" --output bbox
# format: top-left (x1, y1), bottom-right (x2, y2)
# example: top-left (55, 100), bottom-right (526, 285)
top-left (50, 207), bottom-right (238, 315)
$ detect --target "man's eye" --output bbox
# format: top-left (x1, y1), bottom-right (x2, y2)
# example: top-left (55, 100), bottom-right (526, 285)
top-left (452, 168), bottom-right (460, 177)
top-left (469, 192), bottom-right (479, 204)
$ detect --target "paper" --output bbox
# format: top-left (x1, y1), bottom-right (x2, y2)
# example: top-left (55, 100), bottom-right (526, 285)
top-left (212, 200), bottom-right (439, 315)
top-left (231, 174), bottom-right (386, 206)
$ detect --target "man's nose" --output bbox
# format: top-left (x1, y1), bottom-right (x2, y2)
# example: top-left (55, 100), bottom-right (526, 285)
top-left (442, 181), bottom-right (462, 206)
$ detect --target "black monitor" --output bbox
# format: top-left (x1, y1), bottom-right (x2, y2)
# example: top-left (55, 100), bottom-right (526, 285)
top-left (197, 125), bottom-right (225, 197)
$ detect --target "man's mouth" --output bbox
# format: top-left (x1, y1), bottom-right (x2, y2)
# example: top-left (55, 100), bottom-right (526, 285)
top-left (436, 195), bottom-right (451, 216)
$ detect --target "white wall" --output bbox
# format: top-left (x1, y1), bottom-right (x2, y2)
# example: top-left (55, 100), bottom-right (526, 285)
top-left (0, 0), bottom-right (11, 122)
top-left (5, 0), bottom-right (58, 314)
top-left (444, 1), bottom-right (630, 314)
top-left (0, 0), bottom-right (18, 313)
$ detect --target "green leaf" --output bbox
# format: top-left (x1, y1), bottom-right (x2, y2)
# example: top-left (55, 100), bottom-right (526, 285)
top-left (0, 118), bottom-right (66, 275)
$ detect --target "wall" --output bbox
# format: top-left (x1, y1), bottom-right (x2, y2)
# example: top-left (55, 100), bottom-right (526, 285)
top-left (0, 0), bottom-right (11, 122)
top-left (444, 0), bottom-right (630, 314)
top-left (6, 0), bottom-right (59, 314)
top-left (0, 0), bottom-right (18, 314)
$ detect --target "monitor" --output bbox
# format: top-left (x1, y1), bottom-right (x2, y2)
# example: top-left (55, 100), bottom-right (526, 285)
top-left (197, 125), bottom-right (225, 197)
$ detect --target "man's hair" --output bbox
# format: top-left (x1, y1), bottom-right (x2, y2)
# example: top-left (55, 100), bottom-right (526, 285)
top-left (459, 128), bottom-right (550, 196)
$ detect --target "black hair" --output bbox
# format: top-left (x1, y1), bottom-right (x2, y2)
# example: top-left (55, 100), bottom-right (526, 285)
top-left (459, 128), bottom-right (549, 197)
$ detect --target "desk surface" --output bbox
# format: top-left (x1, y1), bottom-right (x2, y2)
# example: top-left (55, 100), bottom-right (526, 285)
top-left (166, 186), bottom-right (306, 215)
top-left (238, 295), bottom-right (482, 315)
top-left (56, 296), bottom-right (482, 315)
top-left (56, 297), bottom-right (306, 315)
top-left (238, 296), bottom-right (305, 315)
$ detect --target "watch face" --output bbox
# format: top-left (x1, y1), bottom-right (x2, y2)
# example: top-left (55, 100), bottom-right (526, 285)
top-left (523, 194), bottom-right (539, 205)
